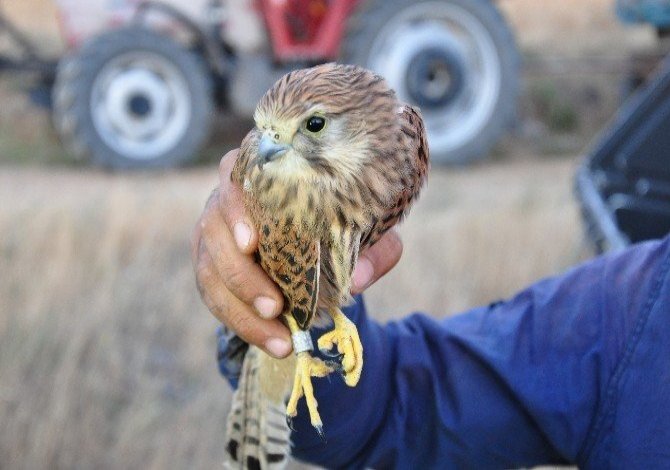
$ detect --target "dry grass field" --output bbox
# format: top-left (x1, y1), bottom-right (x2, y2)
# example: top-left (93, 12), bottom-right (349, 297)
top-left (0, 0), bottom-right (653, 468)
top-left (0, 157), bottom-right (587, 469)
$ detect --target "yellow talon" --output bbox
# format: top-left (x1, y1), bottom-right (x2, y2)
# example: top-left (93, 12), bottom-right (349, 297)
top-left (285, 352), bottom-right (333, 434)
top-left (317, 309), bottom-right (363, 387)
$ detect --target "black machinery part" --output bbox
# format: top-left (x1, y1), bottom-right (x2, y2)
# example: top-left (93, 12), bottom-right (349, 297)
top-left (576, 54), bottom-right (670, 252)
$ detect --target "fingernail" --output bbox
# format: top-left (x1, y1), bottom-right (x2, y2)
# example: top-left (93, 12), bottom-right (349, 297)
top-left (265, 338), bottom-right (292, 358)
top-left (352, 256), bottom-right (374, 291)
top-left (233, 222), bottom-right (251, 250)
top-left (254, 297), bottom-right (277, 319)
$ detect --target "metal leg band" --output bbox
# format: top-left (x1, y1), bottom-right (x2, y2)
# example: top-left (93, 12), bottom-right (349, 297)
top-left (291, 330), bottom-right (314, 354)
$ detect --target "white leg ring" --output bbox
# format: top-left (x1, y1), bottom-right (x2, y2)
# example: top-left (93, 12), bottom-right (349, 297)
top-left (292, 331), bottom-right (314, 354)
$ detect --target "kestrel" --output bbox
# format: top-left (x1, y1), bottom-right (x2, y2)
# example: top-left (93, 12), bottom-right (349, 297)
top-left (224, 63), bottom-right (429, 468)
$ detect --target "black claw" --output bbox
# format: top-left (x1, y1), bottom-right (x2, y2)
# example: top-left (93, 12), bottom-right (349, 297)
top-left (286, 415), bottom-right (296, 432)
top-left (314, 425), bottom-right (327, 443)
top-left (324, 360), bottom-right (344, 373)
top-left (319, 347), bottom-right (341, 358)
top-left (324, 359), bottom-right (348, 382)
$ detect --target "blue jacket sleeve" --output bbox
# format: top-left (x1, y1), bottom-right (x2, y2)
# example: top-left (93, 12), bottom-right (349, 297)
top-left (289, 236), bottom-right (670, 469)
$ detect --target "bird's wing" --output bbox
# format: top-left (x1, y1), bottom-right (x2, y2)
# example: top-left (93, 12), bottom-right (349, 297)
top-left (257, 219), bottom-right (320, 330)
top-left (319, 226), bottom-right (361, 310)
top-left (360, 104), bottom-right (429, 250)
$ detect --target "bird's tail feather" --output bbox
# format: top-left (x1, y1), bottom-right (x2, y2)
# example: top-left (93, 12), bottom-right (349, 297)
top-left (224, 346), bottom-right (295, 469)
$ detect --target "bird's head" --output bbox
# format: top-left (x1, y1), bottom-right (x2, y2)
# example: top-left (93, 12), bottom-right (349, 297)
top-left (247, 63), bottom-right (400, 184)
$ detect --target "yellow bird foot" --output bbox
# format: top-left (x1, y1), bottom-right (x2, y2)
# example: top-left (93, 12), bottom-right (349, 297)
top-left (285, 351), bottom-right (334, 439)
top-left (317, 309), bottom-right (363, 387)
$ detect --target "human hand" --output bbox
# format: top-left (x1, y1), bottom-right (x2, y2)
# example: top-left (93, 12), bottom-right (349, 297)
top-left (192, 150), bottom-right (403, 358)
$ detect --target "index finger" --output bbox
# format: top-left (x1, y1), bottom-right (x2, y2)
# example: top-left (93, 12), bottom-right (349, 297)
top-left (218, 150), bottom-right (259, 255)
top-left (196, 244), bottom-right (292, 358)
top-left (191, 187), bottom-right (219, 269)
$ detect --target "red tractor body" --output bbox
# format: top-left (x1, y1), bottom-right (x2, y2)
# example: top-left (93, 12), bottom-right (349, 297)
top-left (56, 0), bottom-right (358, 62)
top-left (260, 0), bottom-right (359, 61)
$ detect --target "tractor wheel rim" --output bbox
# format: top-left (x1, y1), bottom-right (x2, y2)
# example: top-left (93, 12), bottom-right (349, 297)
top-left (91, 51), bottom-right (191, 160)
top-left (405, 45), bottom-right (466, 109)
top-left (366, 1), bottom-right (502, 154)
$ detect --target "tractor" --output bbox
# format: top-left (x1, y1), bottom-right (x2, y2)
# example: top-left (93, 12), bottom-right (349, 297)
top-left (4, 0), bottom-right (521, 169)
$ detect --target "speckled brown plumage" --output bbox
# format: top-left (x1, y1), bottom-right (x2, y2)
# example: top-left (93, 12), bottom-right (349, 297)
top-left (225, 63), bottom-right (429, 469)
top-left (256, 217), bottom-right (320, 329)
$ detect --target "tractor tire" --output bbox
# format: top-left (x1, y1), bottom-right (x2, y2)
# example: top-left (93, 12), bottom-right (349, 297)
top-left (53, 27), bottom-right (213, 169)
top-left (343, 0), bottom-right (520, 165)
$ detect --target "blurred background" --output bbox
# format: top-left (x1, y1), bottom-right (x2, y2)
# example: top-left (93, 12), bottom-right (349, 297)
top-left (1, 0), bottom-right (669, 468)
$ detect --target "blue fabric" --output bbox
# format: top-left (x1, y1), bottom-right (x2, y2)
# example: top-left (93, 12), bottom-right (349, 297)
top-left (616, 0), bottom-right (670, 27)
top-left (216, 325), bottom-right (247, 388)
top-left (286, 236), bottom-right (670, 469)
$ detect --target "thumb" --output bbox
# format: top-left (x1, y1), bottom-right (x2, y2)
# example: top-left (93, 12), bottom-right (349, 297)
top-left (351, 229), bottom-right (403, 294)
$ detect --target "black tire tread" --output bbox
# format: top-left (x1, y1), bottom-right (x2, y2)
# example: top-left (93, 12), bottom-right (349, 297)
top-left (342, 0), bottom-right (520, 165)
top-left (52, 27), bottom-right (214, 169)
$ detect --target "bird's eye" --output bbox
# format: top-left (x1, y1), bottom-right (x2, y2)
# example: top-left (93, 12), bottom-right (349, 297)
top-left (305, 116), bottom-right (326, 133)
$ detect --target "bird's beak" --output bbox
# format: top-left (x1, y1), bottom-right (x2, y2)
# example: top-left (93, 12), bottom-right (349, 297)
top-left (258, 135), bottom-right (289, 168)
